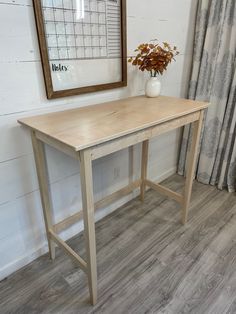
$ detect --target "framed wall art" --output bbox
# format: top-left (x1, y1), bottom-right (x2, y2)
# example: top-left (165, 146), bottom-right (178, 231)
top-left (33, 0), bottom-right (127, 99)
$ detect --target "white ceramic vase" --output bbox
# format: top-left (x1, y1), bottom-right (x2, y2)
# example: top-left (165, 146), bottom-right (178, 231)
top-left (145, 77), bottom-right (161, 98)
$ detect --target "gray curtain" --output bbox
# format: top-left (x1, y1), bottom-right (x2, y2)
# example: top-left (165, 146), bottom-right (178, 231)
top-left (178, 0), bottom-right (236, 192)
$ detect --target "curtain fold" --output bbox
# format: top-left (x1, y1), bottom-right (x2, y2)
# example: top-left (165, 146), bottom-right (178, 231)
top-left (178, 0), bottom-right (236, 192)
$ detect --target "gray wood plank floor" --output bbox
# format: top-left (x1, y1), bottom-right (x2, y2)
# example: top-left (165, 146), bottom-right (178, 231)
top-left (1, 174), bottom-right (236, 314)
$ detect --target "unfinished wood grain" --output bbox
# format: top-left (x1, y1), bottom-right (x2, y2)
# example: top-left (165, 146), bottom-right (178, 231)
top-left (95, 179), bottom-right (141, 210)
top-left (91, 111), bottom-right (200, 160)
top-left (79, 149), bottom-right (97, 305)
top-left (53, 179), bottom-right (141, 233)
top-left (31, 131), bottom-right (56, 260)
top-left (18, 96), bottom-right (209, 307)
top-left (182, 110), bottom-right (204, 224)
top-left (145, 179), bottom-right (183, 203)
top-left (35, 131), bottom-right (78, 159)
top-left (18, 95), bottom-right (208, 151)
top-left (49, 230), bottom-right (87, 272)
top-left (140, 140), bottom-right (149, 201)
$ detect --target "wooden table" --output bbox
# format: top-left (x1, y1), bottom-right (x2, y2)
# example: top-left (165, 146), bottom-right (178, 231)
top-left (18, 95), bottom-right (209, 305)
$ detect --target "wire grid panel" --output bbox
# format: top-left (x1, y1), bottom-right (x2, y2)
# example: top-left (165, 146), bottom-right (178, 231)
top-left (42, 0), bottom-right (122, 61)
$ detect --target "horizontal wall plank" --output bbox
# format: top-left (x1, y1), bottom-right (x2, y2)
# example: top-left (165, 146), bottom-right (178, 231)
top-left (0, 148), bottom-right (102, 207)
top-left (0, 3), bottom-right (39, 62)
top-left (0, 1), bottom-right (31, 5)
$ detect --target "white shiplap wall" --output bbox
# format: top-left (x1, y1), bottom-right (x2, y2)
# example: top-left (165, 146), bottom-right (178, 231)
top-left (0, 0), bottom-right (197, 279)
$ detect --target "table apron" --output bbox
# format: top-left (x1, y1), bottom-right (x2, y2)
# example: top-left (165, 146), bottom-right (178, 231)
top-left (90, 111), bottom-right (200, 160)
top-left (35, 131), bottom-right (78, 159)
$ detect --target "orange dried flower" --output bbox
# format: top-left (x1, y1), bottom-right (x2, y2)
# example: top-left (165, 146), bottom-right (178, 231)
top-left (128, 40), bottom-right (179, 77)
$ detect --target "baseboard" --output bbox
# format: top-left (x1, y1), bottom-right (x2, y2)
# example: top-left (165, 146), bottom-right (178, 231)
top-left (0, 244), bottom-right (49, 281)
top-left (0, 166), bottom-right (177, 281)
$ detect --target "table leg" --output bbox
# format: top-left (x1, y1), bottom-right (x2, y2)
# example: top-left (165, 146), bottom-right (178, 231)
top-left (182, 111), bottom-right (204, 224)
top-left (80, 149), bottom-right (97, 305)
top-left (140, 140), bottom-right (149, 201)
top-left (31, 131), bottom-right (56, 260)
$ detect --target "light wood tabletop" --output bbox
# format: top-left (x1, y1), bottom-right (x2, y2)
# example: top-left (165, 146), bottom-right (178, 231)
top-left (18, 95), bottom-right (208, 151)
top-left (18, 95), bottom-right (209, 305)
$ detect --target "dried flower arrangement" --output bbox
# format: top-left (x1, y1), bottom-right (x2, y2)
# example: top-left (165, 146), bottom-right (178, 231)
top-left (128, 41), bottom-right (179, 77)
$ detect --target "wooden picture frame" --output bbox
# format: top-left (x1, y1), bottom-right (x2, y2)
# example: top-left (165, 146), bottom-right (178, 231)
top-left (33, 0), bottom-right (127, 99)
